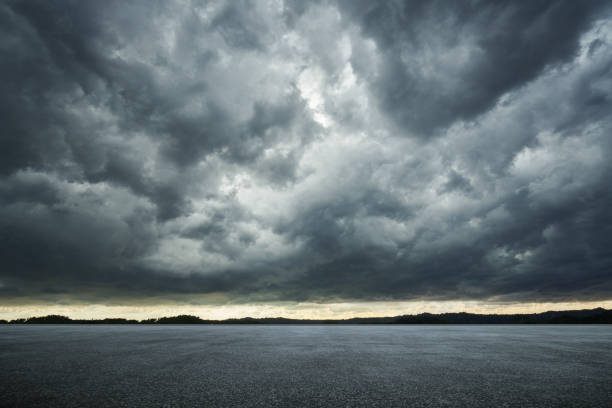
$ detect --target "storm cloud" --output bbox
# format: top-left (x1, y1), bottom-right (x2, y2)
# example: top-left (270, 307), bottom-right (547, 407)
top-left (1, 0), bottom-right (612, 307)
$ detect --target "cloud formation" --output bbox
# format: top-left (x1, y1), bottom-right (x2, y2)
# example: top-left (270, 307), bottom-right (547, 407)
top-left (1, 0), bottom-right (611, 306)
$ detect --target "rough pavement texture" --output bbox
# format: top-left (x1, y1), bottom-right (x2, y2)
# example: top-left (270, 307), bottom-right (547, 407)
top-left (1, 325), bottom-right (611, 407)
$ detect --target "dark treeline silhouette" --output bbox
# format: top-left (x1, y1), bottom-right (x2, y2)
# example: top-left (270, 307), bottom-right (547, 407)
top-left (2, 308), bottom-right (611, 324)
top-left (5, 315), bottom-right (140, 324)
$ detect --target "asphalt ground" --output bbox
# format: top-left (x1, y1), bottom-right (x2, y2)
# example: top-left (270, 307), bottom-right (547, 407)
top-left (1, 325), bottom-right (611, 407)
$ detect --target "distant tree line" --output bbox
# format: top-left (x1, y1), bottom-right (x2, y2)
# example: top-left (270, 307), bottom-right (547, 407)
top-left (1, 308), bottom-right (611, 324)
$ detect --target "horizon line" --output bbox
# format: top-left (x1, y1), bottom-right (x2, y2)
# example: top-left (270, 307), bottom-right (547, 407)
top-left (3, 307), bottom-right (611, 324)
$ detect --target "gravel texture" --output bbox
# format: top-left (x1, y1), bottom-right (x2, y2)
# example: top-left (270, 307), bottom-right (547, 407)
top-left (1, 325), bottom-right (611, 407)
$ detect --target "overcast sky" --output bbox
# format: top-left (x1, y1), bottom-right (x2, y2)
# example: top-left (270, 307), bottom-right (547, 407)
top-left (1, 0), bottom-right (612, 318)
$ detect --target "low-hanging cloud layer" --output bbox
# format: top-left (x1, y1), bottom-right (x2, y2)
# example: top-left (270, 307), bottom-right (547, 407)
top-left (1, 0), bottom-right (612, 309)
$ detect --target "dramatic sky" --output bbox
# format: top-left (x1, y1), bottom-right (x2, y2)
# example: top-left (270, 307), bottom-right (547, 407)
top-left (2, 0), bottom-right (612, 319)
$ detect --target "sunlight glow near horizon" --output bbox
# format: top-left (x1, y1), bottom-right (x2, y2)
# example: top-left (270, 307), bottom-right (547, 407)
top-left (2, 300), bottom-right (611, 321)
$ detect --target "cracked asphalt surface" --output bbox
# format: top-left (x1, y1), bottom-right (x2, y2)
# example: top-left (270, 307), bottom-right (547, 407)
top-left (1, 325), bottom-right (611, 407)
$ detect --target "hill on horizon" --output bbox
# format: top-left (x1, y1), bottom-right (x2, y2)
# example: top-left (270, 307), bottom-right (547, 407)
top-left (2, 307), bottom-right (611, 325)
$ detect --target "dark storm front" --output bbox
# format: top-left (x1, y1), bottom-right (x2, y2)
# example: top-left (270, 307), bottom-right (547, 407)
top-left (1, 325), bottom-right (611, 407)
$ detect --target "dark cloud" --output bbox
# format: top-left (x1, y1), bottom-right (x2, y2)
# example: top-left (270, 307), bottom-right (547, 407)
top-left (439, 170), bottom-right (474, 195)
top-left (338, 0), bottom-right (609, 136)
top-left (210, 0), bottom-right (268, 50)
top-left (1, 0), bottom-right (612, 307)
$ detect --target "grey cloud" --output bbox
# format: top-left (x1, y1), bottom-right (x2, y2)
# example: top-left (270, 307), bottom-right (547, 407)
top-left (1, 0), bottom-right (313, 218)
top-left (439, 170), bottom-right (474, 195)
top-left (210, 0), bottom-right (268, 50)
top-left (337, 0), bottom-right (609, 136)
top-left (1, 0), bottom-right (612, 307)
top-left (0, 173), bottom-right (62, 206)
